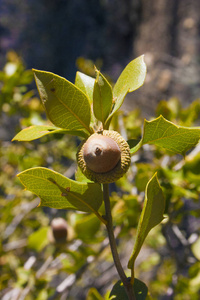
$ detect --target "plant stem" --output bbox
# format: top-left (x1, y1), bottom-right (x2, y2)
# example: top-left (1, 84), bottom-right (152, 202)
top-left (102, 184), bottom-right (136, 300)
top-left (130, 269), bottom-right (135, 285)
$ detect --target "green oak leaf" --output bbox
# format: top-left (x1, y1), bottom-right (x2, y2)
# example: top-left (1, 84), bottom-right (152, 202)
top-left (75, 71), bottom-right (96, 125)
top-left (87, 288), bottom-right (104, 300)
top-left (12, 125), bottom-right (88, 141)
top-left (109, 278), bottom-right (148, 300)
top-left (17, 167), bottom-right (103, 215)
top-left (75, 71), bottom-right (95, 104)
top-left (75, 167), bottom-right (92, 183)
top-left (73, 214), bottom-right (101, 243)
top-left (128, 173), bottom-right (165, 271)
top-left (33, 69), bottom-right (93, 136)
top-left (93, 69), bottom-right (113, 125)
top-left (187, 172), bottom-right (200, 187)
top-left (106, 55), bottom-right (146, 125)
top-left (28, 227), bottom-right (49, 252)
top-left (130, 115), bottom-right (200, 155)
top-left (127, 139), bottom-right (142, 155)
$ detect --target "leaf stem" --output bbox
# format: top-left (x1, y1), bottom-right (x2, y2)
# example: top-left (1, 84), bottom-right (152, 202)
top-left (94, 211), bottom-right (108, 225)
top-left (130, 269), bottom-right (135, 285)
top-left (102, 184), bottom-right (136, 300)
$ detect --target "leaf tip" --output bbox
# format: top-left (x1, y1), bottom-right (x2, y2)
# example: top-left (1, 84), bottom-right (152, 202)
top-left (139, 54), bottom-right (147, 75)
top-left (162, 215), bottom-right (168, 223)
top-left (94, 65), bottom-right (98, 72)
top-left (32, 68), bottom-right (42, 78)
top-left (153, 171), bottom-right (158, 178)
top-left (140, 54), bottom-right (145, 61)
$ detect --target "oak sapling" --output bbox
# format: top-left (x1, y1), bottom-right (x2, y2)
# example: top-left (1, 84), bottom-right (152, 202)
top-left (13, 55), bottom-right (200, 300)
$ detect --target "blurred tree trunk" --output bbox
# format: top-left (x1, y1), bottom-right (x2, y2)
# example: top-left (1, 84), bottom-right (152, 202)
top-left (126, 0), bottom-right (200, 115)
top-left (1, 0), bottom-right (200, 116)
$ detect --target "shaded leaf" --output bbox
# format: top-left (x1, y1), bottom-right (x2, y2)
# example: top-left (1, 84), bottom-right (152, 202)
top-left (18, 167), bottom-right (103, 214)
top-left (93, 70), bottom-right (113, 125)
top-left (130, 115), bottom-right (200, 155)
top-left (33, 69), bottom-right (93, 135)
top-left (73, 214), bottom-right (101, 242)
top-left (128, 173), bottom-right (165, 270)
top-left (109, 278), bottom-right (148, 300)
top-left (128, 139), bottom-right (142, 155)
top-left (12, 125), bottom-right (88, 141)
top-left (127, 139), bottom-right (140, 149)
top-left (106, 55), bottom-right (146, 124)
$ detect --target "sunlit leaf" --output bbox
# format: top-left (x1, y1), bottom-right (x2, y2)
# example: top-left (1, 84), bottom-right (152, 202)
top-left (75, 71), bottom-right (96, 125)
top-left (187, 172), bottom-right (200, 187)
top-left (18, 167), bottom-right (103, 214)
top-left (142, 116), bottom-right (200, 154)
top-left (33, 69), bottom-right (93, 136)
top-left (75, 71), bottom-right (95, 104)
top-left (28, 227), bottom-right (49, 251)
top-left (36, 290), bottom-right (48, 300)
top-left (93, 70), bottom-right (113, 125)
top-left (130, 115), bottom-right (200, 155)
top-left (16, 267), bottom-right (31, 286)
top-left (106, 55), bottom-right (146, 124)
top-left (75, 167), bottom-right (92, 183)
top-left (191, 237), bottom-right (200, 260)
top-left (109, 278), bottom-right (148, 300)
top-left (87, 288), bottom-right (104, 300)
top-left (128, 173), bottom-right (165, 270)
top-left (12, 125), bottom-right (88, 141)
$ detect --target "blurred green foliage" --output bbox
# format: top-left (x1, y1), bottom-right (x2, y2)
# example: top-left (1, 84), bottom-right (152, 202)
top-left (0, 53), bottom-right (200, 299)
top-left (0, 51), bottom-right (43, 122)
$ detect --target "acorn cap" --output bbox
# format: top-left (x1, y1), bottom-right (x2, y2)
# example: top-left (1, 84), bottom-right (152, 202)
top-left (77, 130), bottom-right (131, 183)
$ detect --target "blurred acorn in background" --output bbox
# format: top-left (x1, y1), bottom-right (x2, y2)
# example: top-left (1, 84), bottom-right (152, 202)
top-left (49, 218), bottom-right (68, 243)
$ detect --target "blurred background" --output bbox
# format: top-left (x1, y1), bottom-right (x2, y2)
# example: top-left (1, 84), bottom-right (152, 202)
top-left (1, 0), bottom-right (200, 115)
top-left (1, 1), bottom-right (200, 300)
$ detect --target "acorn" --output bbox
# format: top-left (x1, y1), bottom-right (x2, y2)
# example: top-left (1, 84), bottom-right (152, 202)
top-left (50, 218), bottom-right (68, 243)
top-left (77, 130), bottom-right (131, 183)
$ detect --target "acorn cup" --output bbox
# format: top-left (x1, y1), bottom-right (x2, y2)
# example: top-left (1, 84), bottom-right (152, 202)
top-left (77, 130), bottom-right (131, 184)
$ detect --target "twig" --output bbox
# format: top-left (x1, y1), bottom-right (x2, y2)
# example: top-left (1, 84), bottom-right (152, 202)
top-left (36, 256), bottom-right (53, 278)
top-left (3, 239), bottom-right (27, 252)
top-left (102, 183), bottom-right (136, 300)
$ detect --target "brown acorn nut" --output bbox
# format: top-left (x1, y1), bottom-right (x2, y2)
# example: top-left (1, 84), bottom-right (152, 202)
top-left (50, 218), bottom-right (68, 242)
top-left (83, 134), bottom-right (121, 173)
top-left (77, 130), bottom-right (131, 184)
